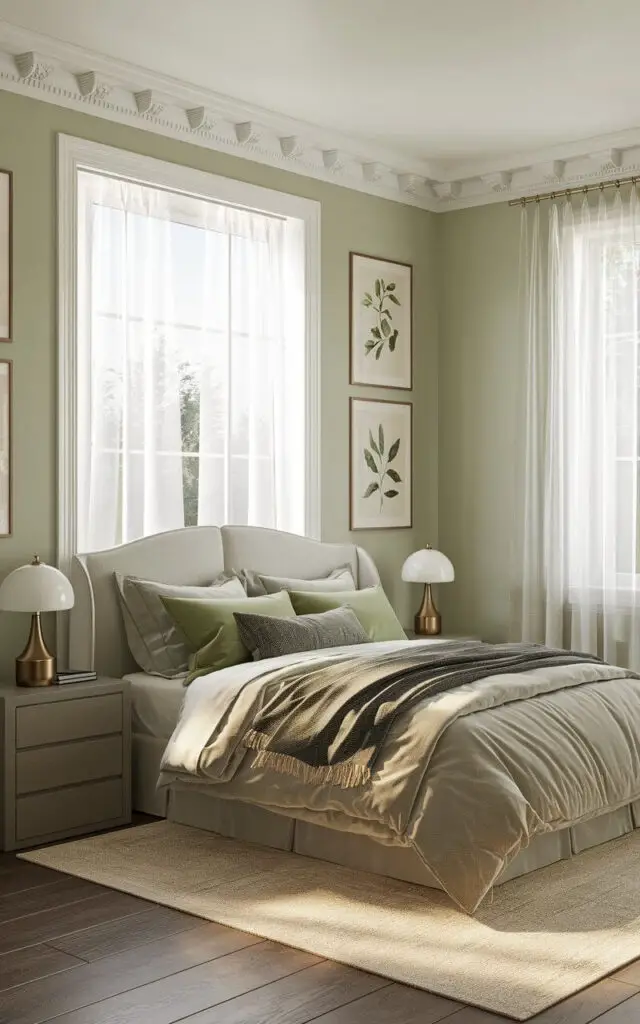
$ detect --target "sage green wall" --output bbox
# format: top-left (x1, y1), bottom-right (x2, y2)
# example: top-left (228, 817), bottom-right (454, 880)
top-left (0, 89), bottom-right (437, 671)
top-left (437, 203), bottom-right (522, 640)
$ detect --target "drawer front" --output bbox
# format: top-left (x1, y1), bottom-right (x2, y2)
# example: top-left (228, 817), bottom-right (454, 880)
top-left (16, 736), bottom-right (123, 795)
top-left (16, 694), bottom-right (122, 749)
top-left (16, 778), bottom-right (124, 841)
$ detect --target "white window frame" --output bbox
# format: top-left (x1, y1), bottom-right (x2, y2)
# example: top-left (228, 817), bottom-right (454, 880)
top-left (57, 133), bottom-right (321, 572)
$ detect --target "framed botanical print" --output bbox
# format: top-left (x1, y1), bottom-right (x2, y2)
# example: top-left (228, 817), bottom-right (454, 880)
top-left (0, 360), bottom-right (12, 535)
top-left (350, 397), bottom-right (412, 530)
top-left (350, 252), bottom-right (412, 390)
top-left (0, 171), bottom-right (11, 342)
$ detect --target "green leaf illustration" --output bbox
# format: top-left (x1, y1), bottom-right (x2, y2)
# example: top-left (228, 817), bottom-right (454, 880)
top-left (362, 277), bottom-right (402, 359)
top-left (388, 438), bottom-right (400, 462)
top-left (361, 423), bottom-right (402, 513)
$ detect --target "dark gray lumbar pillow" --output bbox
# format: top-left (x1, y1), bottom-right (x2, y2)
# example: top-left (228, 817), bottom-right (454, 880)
top-left (233, 606), bottom-right (370, 661)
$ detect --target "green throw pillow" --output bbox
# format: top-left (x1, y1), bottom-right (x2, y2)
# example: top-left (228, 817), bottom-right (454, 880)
top-left (161, 590), bottom-right (296, 679)
top-left (288, 586), bottom-right (406, 642)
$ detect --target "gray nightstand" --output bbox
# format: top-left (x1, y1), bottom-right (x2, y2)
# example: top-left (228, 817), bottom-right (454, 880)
top-left (0, 677), bottom-right (131, 851)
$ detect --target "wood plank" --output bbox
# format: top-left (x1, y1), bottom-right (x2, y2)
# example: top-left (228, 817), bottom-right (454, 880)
top-left (182, 960), bottom-right (391, 1024)
top-left (0, 921), bottom-right (262, 1024)
top-left (309, 982), bottom-right (462, 1024)
top-left (444, 977), bottom-right (638, 1023)
top-left (49, 906), bottom-right (203, 961)
top-left (0, 945), bottom-right (83, 993)
top-left (0, 890), bottom-right (146, 955)
top-left (44, 941), bottom-right (322, 1024)
top-left (593, 992), bottom-right (640, 1023)
top-left (0, 877), bottom-right (106, 925)
top-left (0, 861), bottom-right (62, 897)
top-left (612, 958), bottom-right (640, 986)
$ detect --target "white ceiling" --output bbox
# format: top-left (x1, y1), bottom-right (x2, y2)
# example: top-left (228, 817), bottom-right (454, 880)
top-left (1, 0), bottom-right (639, 171)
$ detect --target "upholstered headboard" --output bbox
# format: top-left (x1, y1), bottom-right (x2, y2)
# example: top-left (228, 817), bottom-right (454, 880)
top-left (68, 525), bottom-right (381, 677)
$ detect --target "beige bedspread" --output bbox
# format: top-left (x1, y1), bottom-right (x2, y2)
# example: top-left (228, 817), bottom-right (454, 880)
top-left (159, 639), bottom-right (640, 911)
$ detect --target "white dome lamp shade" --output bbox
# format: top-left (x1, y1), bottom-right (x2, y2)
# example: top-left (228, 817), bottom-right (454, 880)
top-left (0, 556), bottom-right (74, 686)
top-left (401, 545), bottom-right (454, 636)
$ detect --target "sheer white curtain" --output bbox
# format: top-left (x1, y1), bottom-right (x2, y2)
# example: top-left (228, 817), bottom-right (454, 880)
top-left (77, 172), bottom-right (305, 552)
top-left (520, 185), bottom-right (640, 668)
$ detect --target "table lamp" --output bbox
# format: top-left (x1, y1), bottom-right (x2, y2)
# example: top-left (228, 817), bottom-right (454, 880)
top-left (0, 555), bottom-right (74, 686)
top-left (401, 545), bottom-right (454, 636)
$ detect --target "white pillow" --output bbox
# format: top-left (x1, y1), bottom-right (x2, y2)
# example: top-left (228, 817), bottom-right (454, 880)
top-left (238, 565), bottom-right (356, 597)
top-left (114, 572), bottom-right (247, 677)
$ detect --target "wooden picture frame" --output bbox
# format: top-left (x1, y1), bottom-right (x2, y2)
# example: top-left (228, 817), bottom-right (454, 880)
top-left (0, 360), bottom-right (12, 536)
top-left (0, 171), bottom-right (12, 342)
top-left (349, 252), bottom-right (412, 390)
top-left (350, 397), bottom-right (412, 530)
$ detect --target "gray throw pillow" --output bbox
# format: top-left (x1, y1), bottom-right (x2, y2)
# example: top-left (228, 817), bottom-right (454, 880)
top-left (233, 606), bottom-right (369, 661)
top-left (237, 565), bottom-right (356, 597)
top-left (114, 572), bottom-right (247, 677)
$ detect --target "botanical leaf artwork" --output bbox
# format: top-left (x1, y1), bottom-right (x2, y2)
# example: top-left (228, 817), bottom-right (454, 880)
top-left (363, 423), bottom-right (402, 511)
top-left (362, 278), bottom-right (401, 360)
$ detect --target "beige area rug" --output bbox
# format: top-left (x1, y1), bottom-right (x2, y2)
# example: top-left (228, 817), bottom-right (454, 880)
top-left (19, 821), bottom-right (640, 1021)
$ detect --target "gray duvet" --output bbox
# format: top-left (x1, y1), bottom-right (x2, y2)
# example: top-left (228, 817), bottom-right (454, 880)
top-left (159, 639), bottom-right (640, 912)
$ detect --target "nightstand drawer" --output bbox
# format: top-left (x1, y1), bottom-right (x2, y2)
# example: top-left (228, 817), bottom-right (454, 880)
top-left (16, 778), bottom-right (124, 841)
top-left (15, 693), bottom-right (122, 749)
top-left (16, 735), bottom-right (123, 795)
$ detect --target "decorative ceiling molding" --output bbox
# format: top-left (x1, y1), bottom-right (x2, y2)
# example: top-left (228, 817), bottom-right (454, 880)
top-left (134, 89), bottom-right (165, 118)
top-left (14, 49), bottom-right (52, 82)
top-left (234, 120), bottom-right (261, 146)
top-left (75, 70), bottom-right (110, 101)
top-left (279, 135), bottom-right (303, 159)
top-left (1, 21), bottom-right (640, 213)
top-left (186, 106), bottom-right (215, 132)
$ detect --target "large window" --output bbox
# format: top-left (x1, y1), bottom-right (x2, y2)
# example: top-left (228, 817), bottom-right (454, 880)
top-left (59, 137), bottom-right (319, 560)
top-left (565, 222), bottom-right (640, 588)
top-left (520, 187), bottom-right (640, 667)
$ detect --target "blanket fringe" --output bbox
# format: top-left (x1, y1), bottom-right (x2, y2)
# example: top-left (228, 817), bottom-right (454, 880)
top-left (244, 730), bottom-right (370, 789)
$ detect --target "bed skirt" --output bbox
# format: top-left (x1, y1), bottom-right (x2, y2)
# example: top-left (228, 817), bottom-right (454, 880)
top-left (133, 732), bottom-right (640, 891)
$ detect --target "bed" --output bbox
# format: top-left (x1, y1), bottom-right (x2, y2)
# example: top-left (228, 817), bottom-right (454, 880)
top-left (68, 525), bottom-right (640, 911)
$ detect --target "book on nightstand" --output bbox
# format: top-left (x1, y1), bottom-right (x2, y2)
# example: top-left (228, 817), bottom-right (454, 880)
top-left (54, 670), bottom-right (98, 685)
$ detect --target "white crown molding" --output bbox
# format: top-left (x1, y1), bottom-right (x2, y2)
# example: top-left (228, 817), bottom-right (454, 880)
top-left (0, 21), bottom-right (439, 212)
top-left (1, 20), bottom-right (640, 213)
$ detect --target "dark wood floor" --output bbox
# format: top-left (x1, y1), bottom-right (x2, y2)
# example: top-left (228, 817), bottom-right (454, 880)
top-left (2, 825), bottom-right (640, 1024)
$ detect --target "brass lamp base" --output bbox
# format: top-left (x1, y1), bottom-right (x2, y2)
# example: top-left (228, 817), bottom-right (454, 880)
top-left (414, 583), bottom-right (441, 636)
top-left (16, 612), bottom-right (55, 686)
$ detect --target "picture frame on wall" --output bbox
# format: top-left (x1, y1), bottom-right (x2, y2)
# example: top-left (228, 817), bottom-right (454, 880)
top-left (0, 360), bottom-right (12, 536)
top-left (350, 252), bottom-right (412, 390)
top-left (0, 171), bottom-right (11, 342)
top-left (350, 397), bottom-right (412, 530)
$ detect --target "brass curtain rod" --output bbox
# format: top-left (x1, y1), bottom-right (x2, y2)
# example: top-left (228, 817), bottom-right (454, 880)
top-left (508, 174), bottom-right (640, 207)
